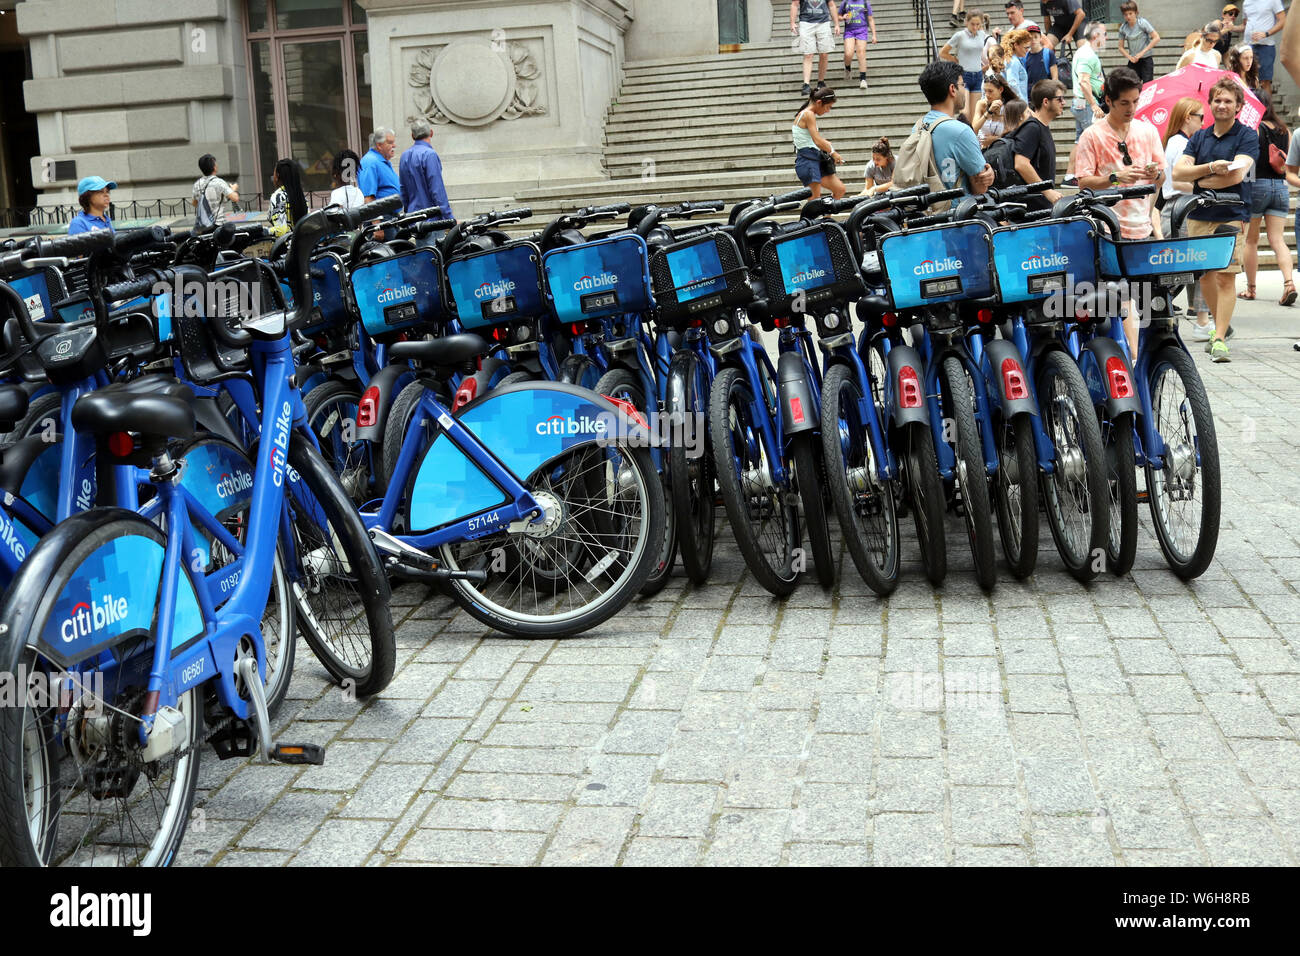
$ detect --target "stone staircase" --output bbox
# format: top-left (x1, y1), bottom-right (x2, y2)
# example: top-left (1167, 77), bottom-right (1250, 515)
top-left (460, 1), bottom-right (1296, 268)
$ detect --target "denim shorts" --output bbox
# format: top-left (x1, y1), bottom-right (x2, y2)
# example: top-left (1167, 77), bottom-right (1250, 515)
top-left (1251, 177), bottom-right (1289, 218)
top-left (795, 147), bottom-right (825, 186)
top-left (1253, 43), bottom-right (1277, 82)
top-left (963, 70), bottom-right (983, 93)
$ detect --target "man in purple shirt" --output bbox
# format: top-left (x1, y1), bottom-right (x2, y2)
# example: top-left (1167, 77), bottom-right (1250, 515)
top-left (398, 120), bottom-right (453, 219)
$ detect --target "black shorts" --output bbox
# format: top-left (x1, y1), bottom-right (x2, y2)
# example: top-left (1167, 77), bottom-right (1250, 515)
top-left (1049, 15), bottom-right (1077, 42)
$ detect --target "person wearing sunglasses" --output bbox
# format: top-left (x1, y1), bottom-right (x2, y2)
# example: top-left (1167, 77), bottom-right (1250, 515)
top-left (1075, 67), bottom-right (1165, 357)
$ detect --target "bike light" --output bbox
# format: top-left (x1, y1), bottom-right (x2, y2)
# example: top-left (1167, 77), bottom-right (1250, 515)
top-left (773, 316), bottom-right (791, 328)
top-left (713, 318), bottom-right (730, 336)
top-left (570, 322), bottom-right (585, 337)
top-left (1000, 358), bottom-right (1029, 401)
top-left (453, 377), bottom-right (478, 410)
top-left (977, 308), bottom-right (994, 325)
top-left (357, 386), bottom-right (381, 428)
top-left (882, 312), bottom-right (898, 328)
top-left (515, 323), bottom-right (532, 343)
top-left (1105, 356), bottom-right (1134, 399)
top-left (108, 431), bottom-right (134, 458)
top-left (898, 366), bottom-right (923, 408)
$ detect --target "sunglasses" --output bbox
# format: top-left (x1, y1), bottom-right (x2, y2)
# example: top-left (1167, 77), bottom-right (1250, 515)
top-left (1117, 140), bottom-right (1134, 166)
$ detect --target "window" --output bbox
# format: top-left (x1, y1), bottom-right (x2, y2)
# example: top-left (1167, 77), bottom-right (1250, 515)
top-left (245, 0), bottom-right (368, 196)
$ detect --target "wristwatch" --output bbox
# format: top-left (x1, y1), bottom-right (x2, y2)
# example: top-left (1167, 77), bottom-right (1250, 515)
top-left (1109, 172), bottom-right (1120, 186)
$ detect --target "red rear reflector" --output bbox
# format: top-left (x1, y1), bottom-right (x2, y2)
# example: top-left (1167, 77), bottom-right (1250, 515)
top-left (977, 308), bottom-right (994, 324)
top-left (604, 395), bottom-right (649, 429)
top-left (571, 323), bottom-right (585, 336)
top-left (898, 366), bottom-right (923, 409)
top-left (357, 387), bottom-right (380, 428)
top-left (774, 316), bottom-right (791, 328)
top-left (108, 431), bottom-right (134, 457)
top-left (1000, 358), bottom-right (1028, 401)
top-left (790, 396), bottom-right (805, 424)
top-left (453, 378), bottom-right (478, 410)
top-left (1105, 356), bottom-right (1134, 399)
top-left (492, 327), bottom-right (507, 342)
top-left (882, 312), bottom-right (898, 328)
top-left (1075, 307), bottom-right (1091, 322)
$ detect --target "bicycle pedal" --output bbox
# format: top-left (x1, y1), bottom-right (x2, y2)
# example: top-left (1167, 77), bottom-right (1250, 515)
top-left (1135, 489), bottom-right (1150, 503)
top-left (269, 743), bottom-right (325, 766)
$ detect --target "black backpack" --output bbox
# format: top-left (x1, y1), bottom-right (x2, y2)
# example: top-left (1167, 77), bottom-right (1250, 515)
top-left (983, 133), bottom-right (1023, 190)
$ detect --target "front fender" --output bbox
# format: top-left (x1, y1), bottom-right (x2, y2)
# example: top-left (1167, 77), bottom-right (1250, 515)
top-left (886, 343), bottom-right (930, 428)
top-left (355, 363), bottom-right (415, 443)
top-left (982, 338), bottom-right (1039, 420)
top-left (408, 381), bottom-right (648, 533)
top-left (1082, 337), bottom-right (1143, 419)
top-left (777, 350), bottom-right (816, 435)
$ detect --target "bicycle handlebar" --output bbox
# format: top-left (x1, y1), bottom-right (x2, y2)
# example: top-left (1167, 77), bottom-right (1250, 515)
top-left (324, 194), bottom-right (404, 232)
top-left (412, 217), bottom-right (457, 238)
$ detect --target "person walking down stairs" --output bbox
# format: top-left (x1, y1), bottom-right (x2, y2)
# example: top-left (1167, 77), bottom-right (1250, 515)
top-left (840, 0), bottom-right (877, 90)
top-left (792, 0), bottom-right (842, 96)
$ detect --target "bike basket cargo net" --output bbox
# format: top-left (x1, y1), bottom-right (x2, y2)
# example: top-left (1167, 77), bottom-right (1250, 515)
top-left (878, 221), bottom-right (993, 310)
top-left (446, 241), bottom-right (544, 329)
top-left (991, 217), bottom-right (1096, 304)
top-left (542, 234), bottom-right (654, 322)
top-left (300, 251), bottom-right (347, 335)
top-left (759, 221), bottom-right (864, 316)
top-left (350, 246), bottom-right (445, 339)
top-left (649, 230), bottom-right (751, 325)
top-left (1097, 233), bottom-right (1235, 284)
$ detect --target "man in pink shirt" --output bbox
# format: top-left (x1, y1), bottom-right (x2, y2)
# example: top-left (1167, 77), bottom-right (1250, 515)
top-left (1074, 66), bottom-right (1165, 354)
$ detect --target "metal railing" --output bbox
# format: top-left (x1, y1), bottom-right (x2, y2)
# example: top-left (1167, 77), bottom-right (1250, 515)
top-left (1, 190), bottom-right (338, 231)
top-left (913, 0), bottom-right (940, 64)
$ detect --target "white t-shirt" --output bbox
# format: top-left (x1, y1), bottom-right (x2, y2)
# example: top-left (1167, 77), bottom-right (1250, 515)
top-left (329, 184), bottom-right (364, 209)
top-left (1243, 0), bottom-right (1284, 46)
top-left (1163, 132), bottom-right (1189, 200)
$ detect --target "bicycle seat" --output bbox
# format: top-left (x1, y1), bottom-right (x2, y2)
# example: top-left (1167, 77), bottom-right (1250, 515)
top-left (0, 385), bottom-right (29, 432)
top-left (387, 333), bottom-right (491, 368)
top-left (71, 380), bottom-right (195, 443)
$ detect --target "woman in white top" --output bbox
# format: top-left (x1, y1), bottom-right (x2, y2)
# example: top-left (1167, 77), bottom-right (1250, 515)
top-left (1176, 22), bottom-right (1223, 69)
top-left (1159, 96), bottom-right (1210, 331)
top-left (972, 73), bottom-right (1018, 148)
top-left (328, 149), bottom-right (364, 210)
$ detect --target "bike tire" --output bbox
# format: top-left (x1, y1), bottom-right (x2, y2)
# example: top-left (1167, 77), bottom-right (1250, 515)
top-left (285, 437), bottom-right (395, 697)
top-left (903, 422), bottom-right (947, 585)
top-left (668, 365), bottom-right (715, 584)
top-left (594, 367), bottom-right (676, 596)
top-left (302, 379), bottom-right (374, 507)
top-left (1103, 411), bottom-right (1138, 576)
top-left (941, 356), bottom-right (997, 591)
top-left (1145, 345), bottom-right (1220, 579)
top-left (820, 362), bottom-right (897, 595)
top-left (381, 378), bottom-right (434, 511)
top-left (993, 413), bottom-right (1040, 580)
top-left (1, 391), bottom-right (60, 446)
top-left (0, 510), bottom-right (203, 866)
top-left (1038, 350), bottom-right (1109, 582)
top-left (709, 366), bottom-right (800, 596)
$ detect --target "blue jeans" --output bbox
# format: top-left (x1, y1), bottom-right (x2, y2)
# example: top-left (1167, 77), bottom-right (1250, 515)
top-left (1072, 105), bottom-right (1094, 140)
top-left (1253, 43), bottom-right (1276, 82)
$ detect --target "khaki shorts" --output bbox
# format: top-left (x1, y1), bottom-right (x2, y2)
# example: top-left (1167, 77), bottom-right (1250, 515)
top-left (1186, 218), bottom-right (1244, 275)
top-left (796, 20), bottom-right (835, 55)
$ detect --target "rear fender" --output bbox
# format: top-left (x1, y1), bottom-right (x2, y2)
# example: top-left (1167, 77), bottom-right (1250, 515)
top-left (982, 338), bottom-right (1039, 419)
top-left (355, 363), bottom-right (415, 443)
top-left (887, 343), bottom-right (930, 428)
top-left (1082, 336), bottom-right (1143, 419)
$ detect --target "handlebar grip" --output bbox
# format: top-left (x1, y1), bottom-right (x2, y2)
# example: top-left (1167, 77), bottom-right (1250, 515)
top-left (888, 184), bottom-right (931, 198)
top-left (921, 188), bottom-right (964, 207)
top-left (681, 199), bottom-right (725, 213)
top-left (338, 194), bottom-right (403, 229)
top-left (112, 225), bottom-right (171, 256)
top-left (774, 188), bottom-right (813, 205)
top-left (909, 212), bottom-right (954, 227)
top-left (590, 202), bottom-right (632, 216)
top-left (413, 217), bottom-right (457, 237)
top-left (104, 269), bottom-right (169, 303)
top-left (36, 228), bottom-right (117, 259)
top-left (1116, 184), bottom-right (1157, 199)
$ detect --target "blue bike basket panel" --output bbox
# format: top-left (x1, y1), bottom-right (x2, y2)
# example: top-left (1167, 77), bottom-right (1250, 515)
top-left (35, 532), bottom-right (205, 669)
top-left (350, 247), bottom-right (445, 338)
top-left (1097, 234), bottom-right (1236, 280)
top-left (759, 221), bottom-right (864, 315)
top-left (446, 241), bottom-right (545, 329)
top-left (991, 217), bottom-right (1097, 303)
top-left (649, 231), bottom-right (751, 324)
top-left (542, 234), bottom-right (654, 322)
top-left (301, 251), bottom-right (347, 334)
top-left (7, 266), bottom-right (66, 324)
top-left (878, 221), bottom-right (993, 309)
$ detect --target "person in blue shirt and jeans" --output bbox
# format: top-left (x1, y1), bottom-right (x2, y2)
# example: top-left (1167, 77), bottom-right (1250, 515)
top-left (399, 120), bottom-right (454, 220)
top-left (1173, 77), bottom-right (1258, 362)
top-left (67, 176), bottom-right (116, 235)
top-left (358, 127), bottom-right (401, 203)
top-left (916, 60), bottom-right (996, 194)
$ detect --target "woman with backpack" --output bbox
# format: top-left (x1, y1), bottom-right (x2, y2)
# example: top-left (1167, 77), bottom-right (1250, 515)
top-left (267, 159), bottom-right (308, 237)
top-left (1239, 91), bottom-right (1296, 305)
top-left (972, 73), bottom-right (1020, 148)
top-left (792, 86), bottom-right (848, 199)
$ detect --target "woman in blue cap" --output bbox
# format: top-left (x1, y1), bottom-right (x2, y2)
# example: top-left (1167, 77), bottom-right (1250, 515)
top-left (68, 176), bottom-right (117, 234)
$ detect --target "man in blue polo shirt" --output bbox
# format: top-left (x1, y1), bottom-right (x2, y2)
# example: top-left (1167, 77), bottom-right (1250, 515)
top-left (358, 127), bottom-right (400, 203)
top-left (399, 120), bottom-right (453, 220)
top-left (915, 60), bottom-right (995, 195)
top-left (1173, 77), bottom-right (1257, 362)
top-left (67, 176), bottom-right (117, 234)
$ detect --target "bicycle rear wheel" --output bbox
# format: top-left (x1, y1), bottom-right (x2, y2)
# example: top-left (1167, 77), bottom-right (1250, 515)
top-left (1145, 345), bottom-right (1220, 579)
top-left (1102, 411), bottom-right (1138, 576)
top-left (941, 356), bottom-right (997, 591)
top-left (0, 511), bottom-right (202, 866)
top-left (303, 379), bottom-right (374, 507)
top-left (992, 414), bottom-right (1039, 580)
top-left (903, 422), bottom-right (947, 585)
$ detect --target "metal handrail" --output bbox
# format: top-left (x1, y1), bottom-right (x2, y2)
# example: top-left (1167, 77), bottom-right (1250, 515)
top-left (1, 190), bottom-right (337, 231)
top-left (913, 0), bottom-right (940, 64)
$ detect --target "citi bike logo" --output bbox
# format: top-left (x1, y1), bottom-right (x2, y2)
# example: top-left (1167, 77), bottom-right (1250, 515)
top-left (0, 512), bottom-right (26, 562)
top-left (74, 478), bottom-right (93, 512)
top-left (1022, 252), bottom-right (1069, 271)
top-left (789, 266), bottom-right (827, 286)
top-left (475, 279), bottom-right (517, 299)
top-left (271, 401), bottom-right (291, 487)
top-left (377, 284), bottom-right (417, 304)
top-left (572, 273), bottom-right (619, 292)
top-left (914, 257), bottom-right (963, 276)
top-left (536, 414), bottom-right (609, 437)
top-left (215, 470), bottom-right (253, 499)
top-left (1148, 246), bottom-right (1209, 267)
top-left (61, 595), bottom-right (130, 644)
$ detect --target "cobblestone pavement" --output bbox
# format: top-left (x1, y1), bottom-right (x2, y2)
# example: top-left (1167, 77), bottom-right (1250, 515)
top-left (183, 304), bottom-right (1300, 866)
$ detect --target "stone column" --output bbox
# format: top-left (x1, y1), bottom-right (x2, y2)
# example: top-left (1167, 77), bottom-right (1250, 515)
top-left (361, 0), bottom-right (632, 198)
top-left (17, 0), bottom-right (252, 205)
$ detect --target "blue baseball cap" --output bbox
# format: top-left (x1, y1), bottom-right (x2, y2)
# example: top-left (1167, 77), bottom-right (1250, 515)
top-left (77, 175), bottom-right (117, 196)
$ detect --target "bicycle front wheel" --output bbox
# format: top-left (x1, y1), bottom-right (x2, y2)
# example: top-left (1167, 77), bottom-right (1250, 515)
top-left (941, 356), bottom-right (997, 591)
top-left (993, 414), bottom-right (1039, 580)
top-left (303, 379), bottom-right (374, 506)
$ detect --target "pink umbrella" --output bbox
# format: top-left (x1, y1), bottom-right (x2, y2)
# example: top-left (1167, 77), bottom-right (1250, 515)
top-left (1135, 64), bottom-right (1264, 139)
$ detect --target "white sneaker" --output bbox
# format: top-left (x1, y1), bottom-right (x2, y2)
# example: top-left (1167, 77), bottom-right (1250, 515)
top-left (1190, 321), bottom-right (1214, 341)
top-left (859, 78), bottom-right (868, 90)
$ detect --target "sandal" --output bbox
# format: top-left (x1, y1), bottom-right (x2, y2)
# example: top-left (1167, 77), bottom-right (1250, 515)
top-left (1237, 284), bottom-right (1256, 300)
top-left (1282, 281), bottom-right (1297, 307)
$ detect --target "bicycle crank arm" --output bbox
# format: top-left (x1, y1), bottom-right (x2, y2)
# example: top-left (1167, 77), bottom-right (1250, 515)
top-left (383, 559), bottom-right (489, 585)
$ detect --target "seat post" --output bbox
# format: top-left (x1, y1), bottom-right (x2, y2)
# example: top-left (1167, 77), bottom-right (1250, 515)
top-left (150, 448), bottom-right (181, 484)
